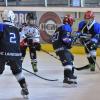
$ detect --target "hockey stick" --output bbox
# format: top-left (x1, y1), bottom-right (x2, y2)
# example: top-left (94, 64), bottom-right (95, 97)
top-left (7, 62), bottom-right (58, 81)
top-left (41, 49), bottom-right (81, 71)
top-left (41, 49), bottom-right (60, 61)
top-left (22, 68), bottom-right (58, 81)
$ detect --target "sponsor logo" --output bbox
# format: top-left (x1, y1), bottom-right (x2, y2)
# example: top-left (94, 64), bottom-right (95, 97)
top-left (13, 11), bottom-right (61, 43)
top-left (39, 12), bottom-right (61, 42)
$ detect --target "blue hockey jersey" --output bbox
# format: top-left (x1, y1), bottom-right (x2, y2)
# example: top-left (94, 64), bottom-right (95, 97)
top-left (52, 23), bottom-right (73, 50)
top-left (0, 23), bottom-right (21, 60)
top-left (78, 20), bottom-right (100, 42)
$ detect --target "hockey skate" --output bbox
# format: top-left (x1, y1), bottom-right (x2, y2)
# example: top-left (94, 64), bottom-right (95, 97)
top-left (31, 62), bottom-right (38, 72)
top-left (63, 74), bottom-right (77, 87)
top-left (21, 88), bottom-right (29, 99)
top-left (90, 64), bottom-right (95, 71)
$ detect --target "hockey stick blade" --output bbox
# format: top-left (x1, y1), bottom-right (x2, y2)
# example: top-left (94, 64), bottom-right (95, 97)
top-left (74, 65), bottom-right (90, 70)
top-left (22, 68), bottom-right (58, 81)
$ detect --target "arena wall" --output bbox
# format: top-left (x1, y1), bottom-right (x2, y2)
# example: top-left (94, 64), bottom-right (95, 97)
top-left (0, 7), bottom-right (100, 55)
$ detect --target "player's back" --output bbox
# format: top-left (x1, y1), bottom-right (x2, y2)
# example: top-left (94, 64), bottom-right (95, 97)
top-left (52, 24), bottom-right (72, 50)
top-left (0, 23), bottom-right (21, 60)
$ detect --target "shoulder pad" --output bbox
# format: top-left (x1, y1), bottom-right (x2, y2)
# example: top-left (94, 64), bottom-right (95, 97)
top-left (94, 22), bottom-right (100, 34)
top-left (62, 24), bottom-right (72, 32)
top-left (78, 20), bottom-right (86, 29)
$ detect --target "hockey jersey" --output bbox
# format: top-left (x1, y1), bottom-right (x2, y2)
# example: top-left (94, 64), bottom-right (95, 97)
top-left (0, 22), bottom-right (21, 60)
top-left (20, 24), bottom-right (40, 43)
top-left (52, 23), bottom-right (72, 51)
top-left (78, 20), bottom-right (100, 42)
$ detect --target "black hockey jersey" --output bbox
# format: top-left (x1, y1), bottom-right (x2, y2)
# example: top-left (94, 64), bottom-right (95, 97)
top-left (0, 23), bottom-right (21, 60)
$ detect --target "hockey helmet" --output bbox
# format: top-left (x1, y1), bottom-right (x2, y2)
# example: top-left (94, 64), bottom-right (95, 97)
top-left (63, 14), bottom-right (75, 25)
top-left (1, 9), bottom-right (15, 23)
top-left (26, 12), bottom-right (37, 21)
top-left (84, 11), bottom-right (94, 19)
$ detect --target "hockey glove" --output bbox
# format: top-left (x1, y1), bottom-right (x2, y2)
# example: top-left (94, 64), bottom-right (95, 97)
top-left (62, 37), bottom-right (72, 49)
top-left (20, 38), bottom-right (27, 48)
top-left (72, 32), bottom-right (87, 43)
top-left (86, 38), bottom-right (98, 50)
top-left (79, 33), bottom-right (89, 45)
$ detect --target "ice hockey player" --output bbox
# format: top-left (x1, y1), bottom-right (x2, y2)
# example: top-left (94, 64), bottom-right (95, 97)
top-left (52, 14), bottom-right (77, 85)
top-left (20, 12), bottom-right (41, 72)
top-left (77, 10), bottom-right (100, 71)
top-left (0, 10), bottom-right (29, 98)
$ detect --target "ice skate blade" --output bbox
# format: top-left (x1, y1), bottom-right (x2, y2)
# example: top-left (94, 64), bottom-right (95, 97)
top-left (33, 69), bottom-right (38, 73)
top-left (34, 72), bottom-right (37, 74)
top-left (63, 83), bottom-right (77, 88)
top-left (22, 95), bottom-right (29, 99)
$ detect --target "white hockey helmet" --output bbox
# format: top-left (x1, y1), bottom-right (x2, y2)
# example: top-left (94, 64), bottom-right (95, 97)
top-left (1, 9), bottom-right (15, 23)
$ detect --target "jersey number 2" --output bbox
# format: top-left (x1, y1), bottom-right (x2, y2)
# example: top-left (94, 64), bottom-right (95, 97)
top-left (10, 33), bottom-right (16, 43)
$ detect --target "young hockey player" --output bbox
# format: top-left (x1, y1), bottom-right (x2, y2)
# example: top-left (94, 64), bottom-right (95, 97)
top-left (77, 11), bottom-right (100, 71)
top-left (20, 12), bottom-right (41, 72)
top-left (52, 14), bottom-right (77, 85)
top-left (0, 10), bottom-right (29, 98)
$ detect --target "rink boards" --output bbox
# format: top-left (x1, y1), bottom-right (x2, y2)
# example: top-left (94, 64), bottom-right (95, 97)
top-left (41, 44), bottom-right (100, 56)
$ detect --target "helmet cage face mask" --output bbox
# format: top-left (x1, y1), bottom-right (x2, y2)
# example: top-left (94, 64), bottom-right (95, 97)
top-left (84, 11), bottom-right (94, 20)
top-left (26, 12), bottom-right (37, 25)
top-left (84, 11), bottom-right (95, 25)
top-left (1, 10), bottom-right (15, 23)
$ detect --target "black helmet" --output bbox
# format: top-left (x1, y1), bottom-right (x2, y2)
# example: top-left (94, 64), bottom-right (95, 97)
top-left (26, 12), bottom-right (37, 20)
